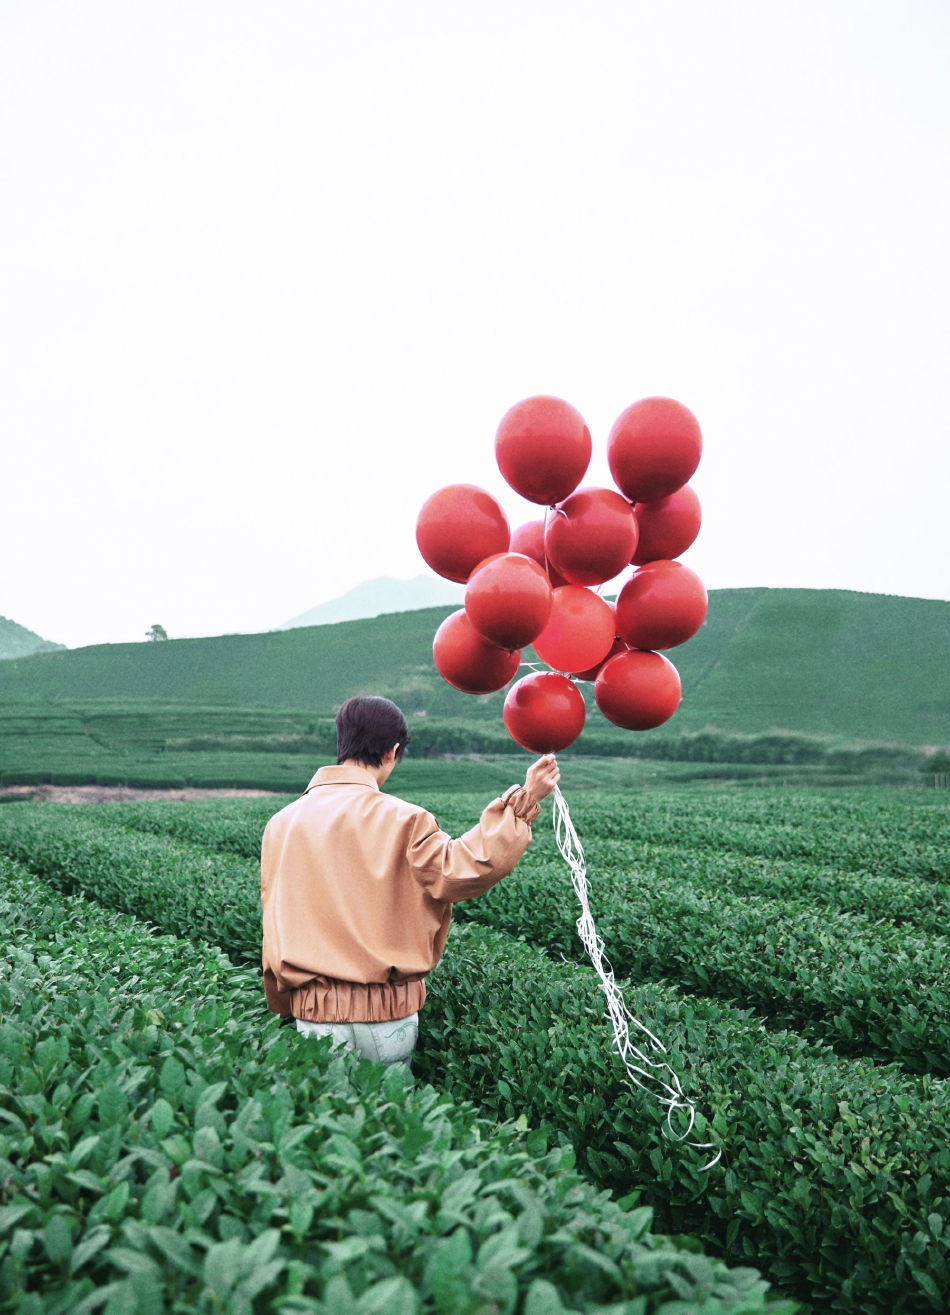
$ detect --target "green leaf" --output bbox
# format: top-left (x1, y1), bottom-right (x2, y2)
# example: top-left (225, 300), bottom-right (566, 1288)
top-left (141, 1176), bottom-right (175, 1225)
top-left (429, 1228), bottom-right (473, 1312)
top-left (147, 1226), bottom-right (201, 1276)
top-left (355, 1277), bottom-right (420, 1315)
top-left (72, 1283), bottom-right (126, 1315)
top-left (239, 1258), bottom-right (286, 1301)
top-left (43, 1213), bottom-right (74, 1265)
top-left (106, 1247), bottom-right (163, 1278)
top-left (69, 1135), bottom-right (101, 1170)
top-left (101, 1181), bottom-right (130, 1224)
top-left (150, 1098), bottom-right (175, 1140)
top-left (67, 1170), bottom-right (106, 1195)
top-left (98, 1085), bottom-right (129, 1128)
top-left (911, 1267), bottom-right (942, 1303)
top-left (70, 1225), bottom-right (113, 1274)
top-left (244, 1228), bottom-right (281, 1271)
top-left (524, 1280), bottom-right (567, 1315)
top-left (0, 1204), bottom-right (34, 1234)
top-left (202, 1238), bottom-right (243, 1296)
top-left (320, 1275), bottom-right (357, 1315)
top-left (159, 1057), bottom-right (187, 1108)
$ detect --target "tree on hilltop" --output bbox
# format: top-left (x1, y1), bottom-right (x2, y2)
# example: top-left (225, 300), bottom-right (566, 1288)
top-left (146, 624), bottom-right (169, 642)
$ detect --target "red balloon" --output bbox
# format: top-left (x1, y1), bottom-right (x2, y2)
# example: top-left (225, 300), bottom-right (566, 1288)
top-left (632, 485), bottom-right (702, 564)
top-left (545, 487), bottom-right (639, 586)
top-left (495, 396), bottom-right (592, 506)
top-left (533, 586), bottom-right (616, 674)
top-left (510, 519), bottom-right (569, 587)
top-left (433, 610), bottom-right (521, 694)
top-left (504, 671), bottom-right (587, 752)
top-left (607, 397), bottom-right (702, 503)
top-left (566, 599), bottom-right (626, 681)
top-left (594, 649), bottom-right (681, 730)
top-left (574, 635), bottom-right (628, 682)
top-left (416, 484), bottom-right (510, 583)
top-left (465, 553), bottom-right (553, 651)
top-left (615, 561), bottom-right (708, 650)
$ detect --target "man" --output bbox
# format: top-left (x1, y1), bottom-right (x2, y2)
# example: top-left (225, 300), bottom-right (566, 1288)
top-left (261, 694), bottom-right (559, 1068)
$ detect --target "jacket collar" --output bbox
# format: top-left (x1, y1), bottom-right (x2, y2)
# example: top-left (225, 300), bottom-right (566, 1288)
top-left (306, 764), bottom-right (380, 793)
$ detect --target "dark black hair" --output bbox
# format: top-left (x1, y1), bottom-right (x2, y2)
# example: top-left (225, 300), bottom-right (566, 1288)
top-left (336, 696), bottom-right (411, 768)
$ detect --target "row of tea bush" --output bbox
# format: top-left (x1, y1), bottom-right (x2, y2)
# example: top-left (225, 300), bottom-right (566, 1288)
top-left (0, 856), bottom-right (783, 1313)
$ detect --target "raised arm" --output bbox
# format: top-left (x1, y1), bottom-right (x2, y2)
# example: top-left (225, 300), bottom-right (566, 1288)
top-left (407, 755), bottom-right (560, 903)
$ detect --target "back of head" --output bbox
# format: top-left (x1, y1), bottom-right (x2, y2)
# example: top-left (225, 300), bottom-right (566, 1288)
top-left (336, 695), bottom-right (411, 767)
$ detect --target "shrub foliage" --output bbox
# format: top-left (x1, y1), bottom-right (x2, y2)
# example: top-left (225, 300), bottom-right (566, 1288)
top-left (0, 858), bottom-right (785, 1313)
top-left (1, 786), bottom-right (950, 1311)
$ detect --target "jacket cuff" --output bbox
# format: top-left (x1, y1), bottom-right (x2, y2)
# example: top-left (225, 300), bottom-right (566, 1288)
top-left (501, 784), bottom-right (541, 825)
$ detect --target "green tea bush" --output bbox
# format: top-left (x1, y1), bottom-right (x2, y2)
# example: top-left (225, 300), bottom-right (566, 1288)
top-left (419, 922), bottom-right (950, 1314)
top-left (84, 795), bottom-right (950, 936)
top-left (5, 800), bottom-right (950, 1076)
top-left (0, 857), bottom-right (787, 1314)
top-left (0, 804), bottom-right (261, 956)
top-left (579, 839), bottom-right (950, 936)
top-left (560, 791), bottom-right (950, 883)
top-left (453, 851), bottom-right (950, 1074)
top-left (85, 796), bottom-right (291, 860)
top-left (5, 792), bottom-right (950, 1309)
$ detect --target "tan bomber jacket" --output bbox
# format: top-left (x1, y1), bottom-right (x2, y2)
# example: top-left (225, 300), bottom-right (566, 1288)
top-left (260, 764), bottom-right (540, 1023)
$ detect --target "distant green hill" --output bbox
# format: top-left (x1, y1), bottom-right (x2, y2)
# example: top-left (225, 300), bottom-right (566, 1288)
top-left (278, 575), bottom-right (464, 628)
top-left (0, 589), bottom-right (947, 746)
top-left (673, 589), bottom-right (950, 746)
top-left (0, 617), bottom-right (64, 661)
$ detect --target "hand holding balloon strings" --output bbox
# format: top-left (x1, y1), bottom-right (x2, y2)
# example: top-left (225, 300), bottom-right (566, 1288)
top-left (524, 754), bottom-right (560, 808)
top-left (417, 393), bottom-right (719, 1166)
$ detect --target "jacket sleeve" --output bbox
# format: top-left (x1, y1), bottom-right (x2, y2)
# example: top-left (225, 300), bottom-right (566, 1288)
top-left (406, 786), bottom-right (540, 903)
top-left (260, 818), bottom-right (294, 1016)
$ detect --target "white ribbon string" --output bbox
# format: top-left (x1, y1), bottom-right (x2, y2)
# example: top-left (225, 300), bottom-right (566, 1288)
top-left (551, 785), bottom-right (721, 1170)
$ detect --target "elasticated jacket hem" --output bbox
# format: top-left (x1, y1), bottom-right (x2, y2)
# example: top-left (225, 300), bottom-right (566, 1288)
top-left (290, 975), bottom-right (426, 1024)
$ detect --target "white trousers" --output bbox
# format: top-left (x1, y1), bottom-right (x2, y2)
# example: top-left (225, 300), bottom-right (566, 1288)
top-left (295, 1013), bottom-right (419, 1070)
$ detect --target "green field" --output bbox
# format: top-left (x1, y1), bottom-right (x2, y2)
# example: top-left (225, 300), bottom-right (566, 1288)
top-left (2, 784), bottom-right (949, 1311)
top-left (0, 587), bottom-right (946, 792)
top-left (0, 588), bottom-right (947, 744)
top-left (0, 699), bottom-right (929, 795)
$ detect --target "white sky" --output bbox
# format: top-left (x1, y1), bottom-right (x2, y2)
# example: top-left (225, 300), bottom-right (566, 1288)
top-left (2, 0), bottom-right (948, 648)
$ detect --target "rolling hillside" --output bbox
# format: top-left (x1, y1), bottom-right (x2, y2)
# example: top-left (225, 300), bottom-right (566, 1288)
top-left (0, 616), bottom-right (64, 661)
top-left (0, 588), bottom-right (947, 746)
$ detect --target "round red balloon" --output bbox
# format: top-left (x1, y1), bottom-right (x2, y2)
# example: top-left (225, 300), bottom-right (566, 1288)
top-left (495, 396), bottom-right (592, 506)
top-left (545, 487), bottom-right (639, 586)
top-left (503, 672), bottom-right (587, 752)
top-left (632, 485), bottom-right (702, 565)
top-left (433, 609), bottom-right (521, 694)
top-left (594, 649), bottom-right (681, 730)
top-left (607, 397), bottom-right (702, 504)
top-left (465, 553), bottom-right (553, 651)
top-left (615, 561), bottom-right (708, 650)
top-left (416, 484), bottom-right (510, 583)
top-left (574, 635), bottom-right (628, 682)
top-left (533, 586), bottom-right (616, 674)
top-left (510, 519), bottom-right (569, 587)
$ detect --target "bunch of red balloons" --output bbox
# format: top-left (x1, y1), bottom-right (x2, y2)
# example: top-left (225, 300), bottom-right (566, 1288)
top-left (416, 395), bottom-right (706, 754)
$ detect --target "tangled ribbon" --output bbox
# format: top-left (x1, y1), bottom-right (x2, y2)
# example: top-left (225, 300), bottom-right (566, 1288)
top-left (551, 785), bottom-right (721, 1170)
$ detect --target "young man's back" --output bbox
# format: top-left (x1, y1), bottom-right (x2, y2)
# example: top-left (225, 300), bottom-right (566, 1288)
top-left (260, 695), bottom-right (558, 1067)
top-left (261, 762), bottom-right (539, 1021)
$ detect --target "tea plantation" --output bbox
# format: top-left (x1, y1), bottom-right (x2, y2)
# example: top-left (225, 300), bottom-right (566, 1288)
top-left (1, 785), bottom-right (949, 1312)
